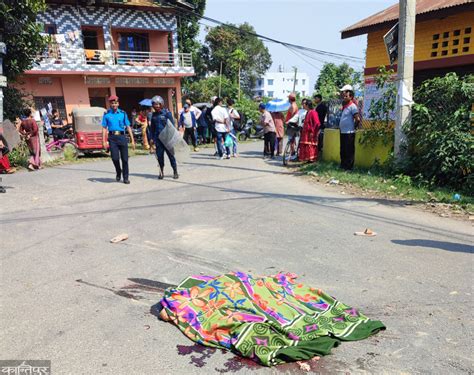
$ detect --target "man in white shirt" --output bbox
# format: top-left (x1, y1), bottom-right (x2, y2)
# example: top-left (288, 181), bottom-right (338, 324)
top-left (211, 97), bottom-right (230, 159)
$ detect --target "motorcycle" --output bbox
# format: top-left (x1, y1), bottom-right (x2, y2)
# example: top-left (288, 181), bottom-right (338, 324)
top-left (238, 120), bottom-right (265, 141)
top-left (129, 120), bottom-right (143, 145)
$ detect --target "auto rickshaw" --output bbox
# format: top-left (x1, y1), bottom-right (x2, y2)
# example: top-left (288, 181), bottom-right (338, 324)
top-left (72, 107), bottom-right (107, 155)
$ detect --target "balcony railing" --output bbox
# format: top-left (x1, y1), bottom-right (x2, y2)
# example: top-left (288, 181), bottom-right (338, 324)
top-left (39, 47), bottom-right (193, 68)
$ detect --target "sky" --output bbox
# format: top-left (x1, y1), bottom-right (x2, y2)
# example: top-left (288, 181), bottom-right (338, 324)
top-left (200, 0), bottom-right (396, 93)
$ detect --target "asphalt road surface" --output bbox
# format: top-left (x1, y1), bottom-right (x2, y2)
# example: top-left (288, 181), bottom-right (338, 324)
top-left (1, 141), bottom-right (473, 374)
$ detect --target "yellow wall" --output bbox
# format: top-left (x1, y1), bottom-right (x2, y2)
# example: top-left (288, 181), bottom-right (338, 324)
top-left (366, 11), bottom-right (474, 68)
top-left (322, 129), bottom-right (393, 168)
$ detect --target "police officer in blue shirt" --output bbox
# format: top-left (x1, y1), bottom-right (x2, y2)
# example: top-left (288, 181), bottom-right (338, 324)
top-left (102, 95), bottom-right (135, 184)
top-left (148, 95), bottom-right (178, 179)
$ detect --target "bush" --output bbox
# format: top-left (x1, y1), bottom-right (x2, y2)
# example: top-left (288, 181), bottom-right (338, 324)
top-left (404, 73), bottom-right (473, 192)
top-left (235, 97), bottom-right (260, 124)
top-left (8, 141), bottom-right (30, 168)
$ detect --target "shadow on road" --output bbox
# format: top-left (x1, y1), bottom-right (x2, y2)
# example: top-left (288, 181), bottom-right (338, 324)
top-left (87, 177), bottom-right (117, 183)
top-left (391, 239), bottom-right (473, 254)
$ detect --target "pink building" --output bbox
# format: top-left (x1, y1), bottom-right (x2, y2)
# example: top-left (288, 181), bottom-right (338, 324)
top-left (19, 0), bottom-right (194, 122)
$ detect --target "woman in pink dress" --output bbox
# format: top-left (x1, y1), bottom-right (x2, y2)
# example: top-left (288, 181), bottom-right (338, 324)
top-left (298, 101), bottom-right (320, 162)
top-left (19, 109), bottom-right (42, 171)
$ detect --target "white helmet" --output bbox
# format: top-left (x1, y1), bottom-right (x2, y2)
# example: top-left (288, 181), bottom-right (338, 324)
top-left (151, 95), bottom-right (165, 105)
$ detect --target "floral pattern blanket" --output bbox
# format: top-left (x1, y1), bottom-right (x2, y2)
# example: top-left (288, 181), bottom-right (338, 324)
top-left (159, 272), bottom-right (385, 366)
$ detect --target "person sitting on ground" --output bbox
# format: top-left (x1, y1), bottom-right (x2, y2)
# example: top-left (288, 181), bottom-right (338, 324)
top-left (179, 104), bottom-right (199, 152)
top-left (259, 103), bottom-right (276, 159)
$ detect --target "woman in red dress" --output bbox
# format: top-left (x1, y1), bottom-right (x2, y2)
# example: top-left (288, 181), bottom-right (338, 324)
top-left (19, 109), bottom-right (42, 171)
top-left (298, 100), bottom-right (320, 162)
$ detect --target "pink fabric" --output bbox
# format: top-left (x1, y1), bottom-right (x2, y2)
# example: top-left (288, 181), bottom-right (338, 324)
top-left (271, 112), bottom-right (285, 138)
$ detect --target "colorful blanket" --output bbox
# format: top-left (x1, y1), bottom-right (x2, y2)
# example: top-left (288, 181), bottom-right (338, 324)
top-left (160, 272), bottom-right (385, 366)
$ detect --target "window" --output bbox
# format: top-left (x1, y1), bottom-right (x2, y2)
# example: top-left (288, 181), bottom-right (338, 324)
top-left (443, 31), bottom-right (449, 38)
top-left (442, 41), bottom-right (448, 47)
top-left (83, 30), bottom-right (99, 50)
top-left (454, 29), bottom-right (461, 36)
top-left (267, 79), bottom-right (274, 85)
top-left (302, 91), bottom-right (305, 96)
top-left (34, 96), bottom-right (67, 119)
top-left (118, 33), bottom-right (149, 52)
top-left (44, 24), bottom-right (57, 35)
top-left (453, 39), bottom-right (460, 46)
top-left (452, 48), bottom-right (458, 54)
top-left (431, 51), bottom-right (438, 57)
top-left (466, 27), bottom-right (472, 34)
top-left (464, 37), bottom-right (470, 44)
top-left (433, 34), bottom-right (440, 40)
top-left (441, 50), bottom-right (448, 56)
top-left (432, 42), bottom-right (439, 49)
top-left (302, 79), bottom-right (306, 85)
top-left (267, 91), bottom-right (274, 97)
top-left (463, 46), bottom-right (469, 53)
top-left (257, 79), bottom-right (263, 86)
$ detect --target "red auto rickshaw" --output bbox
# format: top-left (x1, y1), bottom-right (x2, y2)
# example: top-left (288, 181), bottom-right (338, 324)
top-left (72, 107), bottom-right (107, 155)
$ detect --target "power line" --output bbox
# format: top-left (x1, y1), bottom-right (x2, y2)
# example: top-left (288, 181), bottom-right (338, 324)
top-left (167, 2), bottom-right (365, 63)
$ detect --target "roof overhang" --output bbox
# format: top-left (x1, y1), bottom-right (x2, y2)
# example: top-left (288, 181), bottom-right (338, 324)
top-left (341, 2), bottom-right (474, 39)
top-left (44, 0), bottom-right (176, 14)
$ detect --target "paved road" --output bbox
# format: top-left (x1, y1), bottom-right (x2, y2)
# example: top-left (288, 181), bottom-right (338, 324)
top-left (1, 141), bottom-right (473, 374)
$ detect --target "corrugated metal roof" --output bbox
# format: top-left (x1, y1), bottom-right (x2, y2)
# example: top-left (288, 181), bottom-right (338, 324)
top-left (342, 0), bottom-right (473, 36)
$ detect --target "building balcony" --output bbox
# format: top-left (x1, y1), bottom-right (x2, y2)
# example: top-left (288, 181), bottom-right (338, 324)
top-left (27, 47), bottom-right (194, 76)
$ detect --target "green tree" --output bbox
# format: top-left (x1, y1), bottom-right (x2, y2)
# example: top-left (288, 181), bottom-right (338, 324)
top-left (173, 0), bottom-right (207, 81)
top-left (314, 63), bottom-right (362, 99)
top-left (229, 49), bottom-right (247, 100)
top-left (1, 0), bottom-right (49, 120)
top-left (204, 23), bottom-right (272, 94)
top-left (1, 0), bottom-right (48, 81)
top-left (186, 76), bottom-right (238, 104)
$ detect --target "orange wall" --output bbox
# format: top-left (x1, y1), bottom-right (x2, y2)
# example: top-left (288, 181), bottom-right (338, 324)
top-left (365, 11), bottom-right (474, 68)
top-left (149, 31), bottom-right (170, 53)
top-left (62, 76), bottom-right (91, 121)
top-left (20, 77), bottom-right (63, 97)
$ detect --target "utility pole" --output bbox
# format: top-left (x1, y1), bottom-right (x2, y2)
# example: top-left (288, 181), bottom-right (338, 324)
top-left (394, 0), bottom-right (416, 159)
top-left (292, 66), bottom-right (297, 93)
top-left (218, 61), bottom-right (223, 98)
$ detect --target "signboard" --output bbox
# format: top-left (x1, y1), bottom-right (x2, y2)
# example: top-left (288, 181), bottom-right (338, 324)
top-left (383, 22), bottom-right (399, 65)
top-left (362, 75), bottom-right (396, 120)
top-left (38, 77), bottom-right (52, 85)
top-left (115, 77), bottom-right (150, 85)
top-left (153, 78), bottom-right (176, 85)
top-left (85, 77), bottom-right (111, 85)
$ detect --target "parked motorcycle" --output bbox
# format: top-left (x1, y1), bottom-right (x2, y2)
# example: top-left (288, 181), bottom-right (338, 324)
top-left (238, 120), bottom-right (264, 141)
top-left (129, 121), bottom-right (143, 145)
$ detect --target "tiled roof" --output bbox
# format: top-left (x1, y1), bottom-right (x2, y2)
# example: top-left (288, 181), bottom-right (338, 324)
top-left (341, 0), bottom-right (473, 38)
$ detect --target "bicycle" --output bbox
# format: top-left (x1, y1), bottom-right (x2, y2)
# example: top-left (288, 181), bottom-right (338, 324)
top-left (282, 127), bottom-right (301, 166)
top-left (46, 136), bottom-right (78, 158)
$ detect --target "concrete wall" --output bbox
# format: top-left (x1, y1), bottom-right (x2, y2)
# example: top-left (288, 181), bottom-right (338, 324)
top-left (322, 129), bottom-right (393, 168)
top-left (366, 11), bottom-right (474, 69)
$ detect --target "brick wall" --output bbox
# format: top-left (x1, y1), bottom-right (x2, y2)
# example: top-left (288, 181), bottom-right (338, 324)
top-left (365, 11), bottom-right (474, 69)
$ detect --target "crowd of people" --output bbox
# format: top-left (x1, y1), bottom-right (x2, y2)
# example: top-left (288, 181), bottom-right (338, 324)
top-left (0, 84), bottom-right (360, 191)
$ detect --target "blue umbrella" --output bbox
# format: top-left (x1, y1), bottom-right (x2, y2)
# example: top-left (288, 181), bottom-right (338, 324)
top-left (139, 98), bottom-right (153, 106)
top-left (265, 99), bottom-right (290, 112)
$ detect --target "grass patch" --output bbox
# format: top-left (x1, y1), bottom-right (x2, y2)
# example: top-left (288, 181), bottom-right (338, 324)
top-left (301, 160), bottom-right (473, 213)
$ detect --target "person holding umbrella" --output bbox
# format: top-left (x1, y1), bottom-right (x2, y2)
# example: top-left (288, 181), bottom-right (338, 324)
top-left (102, 95), bottom-right (135, 184)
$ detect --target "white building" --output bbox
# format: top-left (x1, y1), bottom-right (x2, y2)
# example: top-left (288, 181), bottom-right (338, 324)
top-left (253, 66), bottom-right (311, 99)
